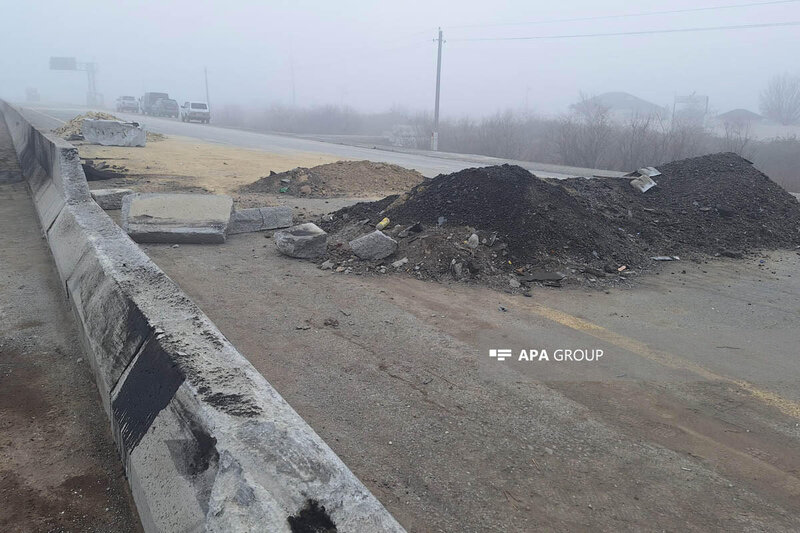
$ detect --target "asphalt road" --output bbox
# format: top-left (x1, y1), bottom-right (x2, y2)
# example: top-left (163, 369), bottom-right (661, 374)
top-left (17, 104), bottom-right (625, 179)
top-left (143, 225), bottom-right (800, 532)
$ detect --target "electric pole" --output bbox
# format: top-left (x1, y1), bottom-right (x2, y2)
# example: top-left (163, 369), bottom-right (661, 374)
top-left (204, 67), bottom-right (211, 109)
top-left (432, 27), bottom-right (443, 151)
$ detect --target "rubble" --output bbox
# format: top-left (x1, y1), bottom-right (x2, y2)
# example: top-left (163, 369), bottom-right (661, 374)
top-left (349, 230), bottom-right (398, 260)
top-left (274, 223), bottom-right (328, 258)
top-left (122, 193), bottom-right (234, 244)
top-left (317, 153), bottom-right (800, 290)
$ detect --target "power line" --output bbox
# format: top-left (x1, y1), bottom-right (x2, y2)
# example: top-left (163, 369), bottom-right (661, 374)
top-left (449, 20), bottom-right (800, 42)
top-left (448, 0), bottom-right (800, 30)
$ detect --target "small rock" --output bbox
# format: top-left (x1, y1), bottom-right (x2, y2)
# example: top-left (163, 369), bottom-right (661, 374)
top-left (392, 257), bottom-right (409, 268)
top-left (509, 278), bottom-right (521, 288)
top-left (320, 260), bottom-right (334, 270)
top-left (349, 230), bottom-right (398, 260)
top-left (298, 185), bottom-right (312, 195)
top-left (274, 223), bottom-right (328, 258)
top-left (323, 318), bottom-right (339, 328)
top-left (467, 233), bottom-right (479, 249)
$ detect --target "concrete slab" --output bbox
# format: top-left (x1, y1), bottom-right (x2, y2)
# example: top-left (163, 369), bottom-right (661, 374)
top-left (228, 206), bottom-right (293, 234)
top-left (82, 119), bottom-right (146, 147)
top-left (91, 188), bottom-right (133, 210)
top-left (122, 193), bottom-right (234, 244)
top-left (274, 223), bottom-right (327, 258)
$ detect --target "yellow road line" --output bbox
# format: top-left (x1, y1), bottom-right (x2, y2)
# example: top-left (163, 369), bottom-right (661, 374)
top-left (511, 298), bottom-right (800, 420)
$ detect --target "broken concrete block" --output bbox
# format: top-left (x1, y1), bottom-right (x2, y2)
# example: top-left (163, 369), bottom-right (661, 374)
top-left (349, 230), bottom-right (397, 260)
top-left (274, 223), bottom-right (327, 258)
top-left (122, 193), bottom-right (234, 244)
top-left (81, 120), bottom-right (146, 147)
top-left (630, 175), bottom-right (657, 193)
top-left (90, 188), bottom-right (133, 210)
top-left (228, 206), bottom-right (293, 235)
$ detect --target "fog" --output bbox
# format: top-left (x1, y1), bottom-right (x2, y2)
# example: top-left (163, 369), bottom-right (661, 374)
top-left (1, 0), bottom-right (798, 116)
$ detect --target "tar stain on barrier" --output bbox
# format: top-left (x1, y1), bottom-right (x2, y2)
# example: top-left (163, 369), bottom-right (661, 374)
top-left (112, 341), bottom-right (185, 454)
top-left (287, 500), bottom-right (337, 533)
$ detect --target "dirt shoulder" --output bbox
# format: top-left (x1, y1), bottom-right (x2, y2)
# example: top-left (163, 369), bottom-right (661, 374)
top-left (77, 134), bottom-right (343, 195)
top-left (0, 183), bottom-right (140, 532)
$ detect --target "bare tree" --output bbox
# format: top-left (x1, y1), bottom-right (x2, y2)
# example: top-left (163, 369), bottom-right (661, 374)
top-left (551, 94), bottom-right (613, 168)
top-left (760, 73), bottom-right (800, 125)
top-left (720, 120), bottom-right (753, 157)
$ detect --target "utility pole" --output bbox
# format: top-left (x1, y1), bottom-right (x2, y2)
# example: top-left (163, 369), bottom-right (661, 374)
top-left (432, 27), bottom-right (443, 151)
top-left (204, 67), bottom-right (211, 109)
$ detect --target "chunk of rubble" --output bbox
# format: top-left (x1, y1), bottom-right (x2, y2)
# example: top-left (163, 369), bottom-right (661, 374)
top-left (228, 206), bottom-right (293, 234)
top-left (628, 167), bottom-right (660, 193)
top-left (274, 223), bottom-right (328, 258)
top-left (91, 188), bottom-right (133, 210)
top-left (81, 119), bottom-right (146, 147)
top-left (349, 230), bottom-right (398, 260)
top-left (122, 193), bottom-right (234, 244)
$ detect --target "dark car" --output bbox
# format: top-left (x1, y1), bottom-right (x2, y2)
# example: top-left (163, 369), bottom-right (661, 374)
top-left (152, 98), bottom-right (179, 118)
top-left (140, 92), bottom-right (169, 115)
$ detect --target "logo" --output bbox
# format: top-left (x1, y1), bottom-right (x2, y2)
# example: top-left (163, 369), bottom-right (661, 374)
top-left (489, 349), bottom-right (513, 362)
top-left (489, 348), bottom-right (604, 362)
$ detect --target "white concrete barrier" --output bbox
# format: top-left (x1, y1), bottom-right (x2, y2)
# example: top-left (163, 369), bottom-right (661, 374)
top-left (1, 100), bottom-right (405, 533)
top-left (82, 119), bottom-right (146, 147)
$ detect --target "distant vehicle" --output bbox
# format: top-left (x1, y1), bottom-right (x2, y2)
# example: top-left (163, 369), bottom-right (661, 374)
top-left (140, 92), bottom-right (169, 115)
top-left (152, 98), bottom-right (179, 118)
top-left (115, 95), bottom-right (139, 113)
top-left (180, 101), bottom-right (211, 123)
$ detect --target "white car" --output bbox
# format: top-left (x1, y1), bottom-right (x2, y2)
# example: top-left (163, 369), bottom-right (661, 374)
top-left (180, 101), bottom-right (210, 123)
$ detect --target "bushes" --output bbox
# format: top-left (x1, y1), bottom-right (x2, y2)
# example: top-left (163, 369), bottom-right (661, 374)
top-left (212, 103), bottom-right (800, 192)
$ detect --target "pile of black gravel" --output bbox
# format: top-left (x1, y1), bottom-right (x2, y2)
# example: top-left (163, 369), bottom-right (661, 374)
top-left (321, 154), bottom-right (800, 280)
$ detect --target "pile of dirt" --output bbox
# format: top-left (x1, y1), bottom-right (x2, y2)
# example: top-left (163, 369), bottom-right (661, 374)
top-left (318, 154), bottom-right (800, 290)
top-left (240, 160), bottom-right (424, 197)
top-left (53, 112), bottom-right (164, 142)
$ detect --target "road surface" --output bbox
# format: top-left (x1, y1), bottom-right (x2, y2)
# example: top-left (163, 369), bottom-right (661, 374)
top-left (141, 224), bottom-right (800, 532)
top-left (18, 104), bottom-right (625, 179)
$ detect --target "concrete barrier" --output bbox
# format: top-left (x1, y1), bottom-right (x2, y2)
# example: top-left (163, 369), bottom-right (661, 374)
top-left (1, 100), bottom-right (405, 533)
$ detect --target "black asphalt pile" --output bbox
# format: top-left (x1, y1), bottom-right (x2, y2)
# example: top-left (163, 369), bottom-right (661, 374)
top-left (319, 154), bottom-right (800, 289)
top-left (561, 152), bottom-right (800, 257)
top-left (385, 164), bottom-right (639, 265)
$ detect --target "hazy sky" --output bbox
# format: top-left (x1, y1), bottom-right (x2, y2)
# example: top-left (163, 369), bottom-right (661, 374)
top-left (1, 0), bottom-right (798, 117)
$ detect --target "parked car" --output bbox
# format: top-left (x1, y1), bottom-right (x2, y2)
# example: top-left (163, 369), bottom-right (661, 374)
top-left (180, 101), bottom-right (211, 123)
top-left (140, 92), bottom-right (169, 115)
top-left (115, 95), bottom-right (139, 113)
top-left (152, 98), bottom-right (179, 118)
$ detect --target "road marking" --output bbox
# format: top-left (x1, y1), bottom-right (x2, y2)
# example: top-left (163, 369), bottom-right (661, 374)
top-left (510, 298), bottom-right (800, 420)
